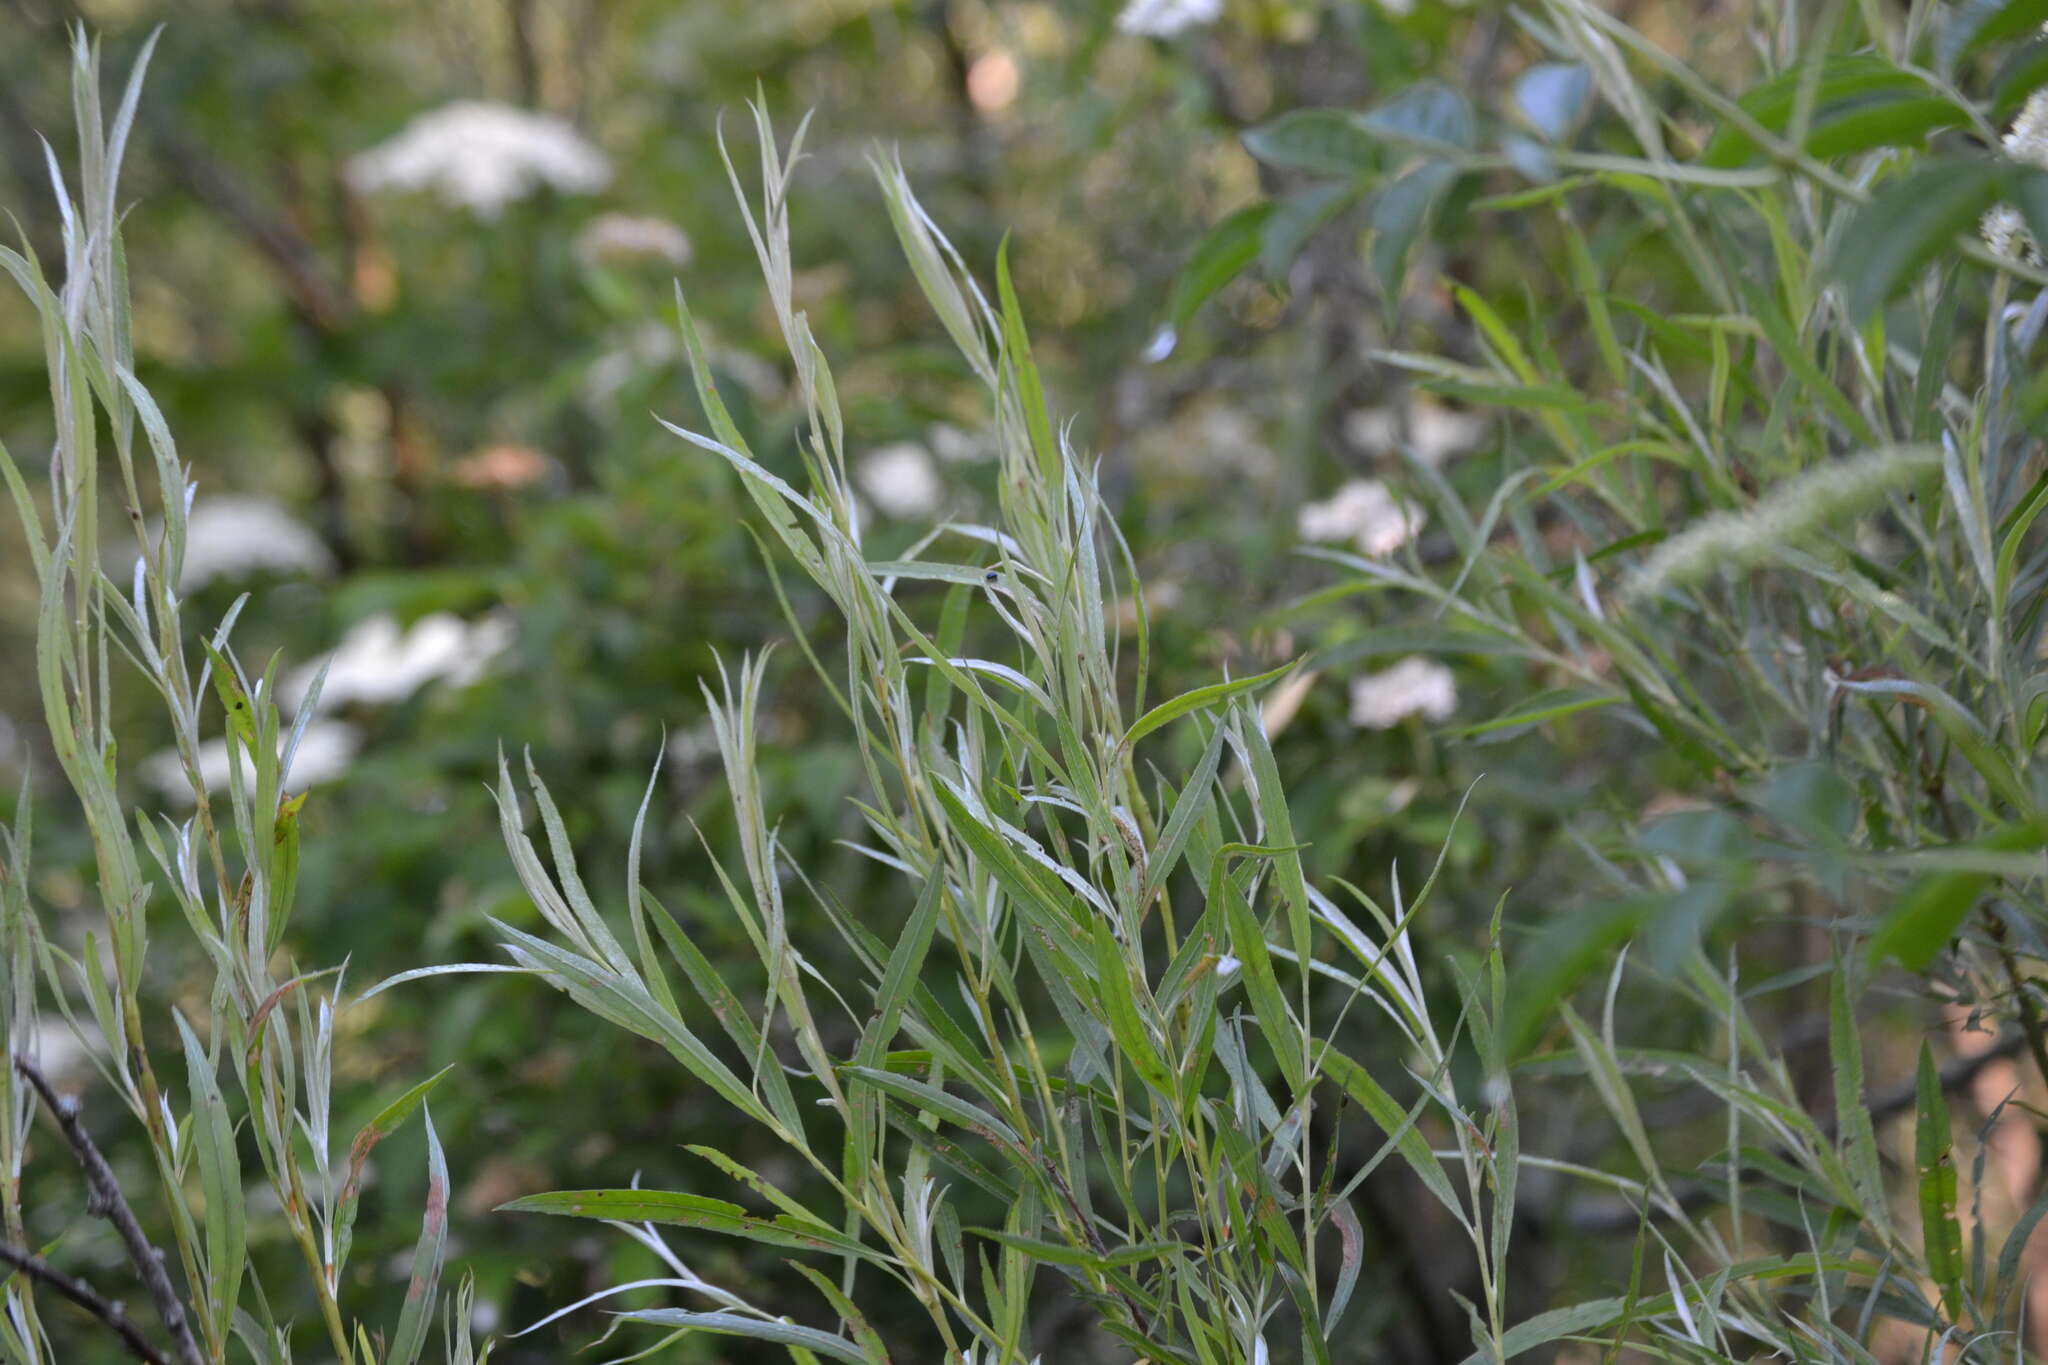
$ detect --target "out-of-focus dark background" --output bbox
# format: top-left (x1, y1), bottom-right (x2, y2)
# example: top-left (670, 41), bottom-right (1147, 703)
top-left (0, 1), bottom-right (1734, 1359)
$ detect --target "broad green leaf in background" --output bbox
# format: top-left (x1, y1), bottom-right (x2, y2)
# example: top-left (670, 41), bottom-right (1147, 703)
top-left (1242, 109), bottom-right (1381, 176)
top-left (1830, 161), bottom-right (2030, 320)
top-left (1369, 159), bottom-right (1461, 308)
top-left (1701, 56), bottom-right (1970, 166)
top-left (1516, 63), bottom-right (1592, 142)
top-left (1361, 80), bottom-right (1477, 153)
top-left (1941, 0), bottom-right (2048, 70)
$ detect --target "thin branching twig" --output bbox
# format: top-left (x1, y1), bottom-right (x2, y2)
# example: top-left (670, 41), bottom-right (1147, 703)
top-left (0, 1239), bottom-right (172, 1365)
top-left (13, 1057), bottom-right (205, 1365)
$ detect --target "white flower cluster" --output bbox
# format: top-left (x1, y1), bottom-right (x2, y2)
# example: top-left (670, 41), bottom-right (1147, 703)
top-left (1344, 394), bottom-right (1489, 468)
top-left (163, 494), bottom-right (334, 592)
top-left (575, 213), bottom-right (692, 267)
top-left (1348, 657), bottom-right (1458, 730)
top-left (285, 611), bottom-right (514, 713)
top-left (348, 101), bottom-right (610, 219)
top-left (1296, 478), bottom-right (1424, 556)
top-left (1116, 0), bottom-right (1224, 38)
top-left (857, 441), bottom-right (944, 520)
top-left (1985, 39), bottom-right (2048, 261)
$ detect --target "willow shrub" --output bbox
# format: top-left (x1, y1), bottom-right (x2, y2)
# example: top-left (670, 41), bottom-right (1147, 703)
top-left (11, 7), bottom-right (2048, 1365)
top-left (0, 33), bottom-right (485, 1365)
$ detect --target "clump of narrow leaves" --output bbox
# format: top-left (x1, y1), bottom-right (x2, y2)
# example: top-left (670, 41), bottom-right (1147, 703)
top-left (0, 34), bottom-right (483, 1365)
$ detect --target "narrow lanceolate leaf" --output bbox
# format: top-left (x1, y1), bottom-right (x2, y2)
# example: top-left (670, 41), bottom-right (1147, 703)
top-left (1828, 970), bottom-right (1887, 1235)
top-left (615, 1310), bottom-right (868, 1364)
top-left (841, 1066), bottom-right (1021, 1149)
top-left (388, 1107), bottom-right (448, 1365)
top-left (1214, 857), bottom-right (1306, 1096)
top-left (1916, 1044), bottom-right (1967, 1325)
top-left (176, 1013), bottom-right (244, 1344)
top-left (1089, 918), bottom-right (1172, 1096)
top-left (500, 1189), bottom-right (882, 1261)
top-left (334, 1064), bottom-right (456, 1280)
top-left (1121, 659), bottom-right (1299, 749)
top-left (1316, 1046), bottom-right (1462, 1218)
top-left (969, 1228), bottom-right (1181, 1272)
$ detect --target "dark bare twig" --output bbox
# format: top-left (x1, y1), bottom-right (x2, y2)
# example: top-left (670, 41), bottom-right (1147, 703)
top-left (13, 1056), bottom-right (205, 1365)
top-left (0, 1239), bottom-right (172, 1365)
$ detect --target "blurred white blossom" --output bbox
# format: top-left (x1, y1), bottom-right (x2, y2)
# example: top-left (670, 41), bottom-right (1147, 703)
top-left (348, 101), bottom-right (609, 218)
top-left (1348, 657), bottom-right (1457, 729)
top-left (1116, 0), bottom-right (1224, 37)
top-left (286, 611), bottom-right (513, 714)
top-left (140, 719), bottom-right (362, 803)
top-left (856, 442), bottom-right (943, 520)
top-left (928, 422), bottom-right (995, 463)
top-left (1345, 395), bottom-right (1488, 467)
top-left (1985, 61), bottom-right (2048, 258)
top-left (169, 494), bottom-right (333, 591)
top-left (575, 213), bottom-right (692, 267)
top-left (1296, 478), bottom-right (1424, 555)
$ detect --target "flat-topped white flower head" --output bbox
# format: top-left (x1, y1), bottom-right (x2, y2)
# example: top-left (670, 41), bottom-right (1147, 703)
top-left (575, 212), bottom-right (692, 266)
top-left (286, 611), bottom-right (513, 714)
top-left (349, 101), bottom-right (610, 218)
top-left (856, 441), bottom-right (943, 520)
top-left (1116, 0), bottom-right (1224, 38)
top-left (1296, 478), bottom-right (1424, 556)
top-left (170, 494), bottom-right (334, 591)
top-left (1348, 657), bottom-right (1457, 729)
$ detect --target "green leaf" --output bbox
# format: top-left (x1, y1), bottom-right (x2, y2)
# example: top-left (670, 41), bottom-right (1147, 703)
top-left (501, 1189), bottom-right (878, 1260)
top-left (1369, 160), bottom-right (1460, 307)
top-left (1502, 899), bottom-right (1648, 1058)
top-left (1829, 967), bottom-right (1889, 1232)
top-left (176, 1013), bottom-right (244, 1345)
top-left (1259, 180), bottom-right (1362, 276)
top-left (334, 1063), bottom-right (455, 1280)
top-left (1993, 36), bottom-right (2048, 119)
top-left (1943, 0), bottom-right (2048, 69)
top-left (1445, 688), bottom-right (1620, 740)
top-left (1122, 659), bottom-right (1297, 748)
top-left (841, 1066), bottom-right (1022, 1149)
top-left (1214, 856), bottom-right (1306, 1097)
top-left (1867, 820), bottom-right (2048, 969)
top-left (1361, 81), bottom-right (1475, 153)
top-left (1829, 161), bottom-right (2006, 321)
top-left (1316, 1046), bottom-right (1462, 1218)
top-left (1090, 918), bottom-right (1172, 1095)
top-left (1515, 64), bottom-right (1591, 142)
top-left (387, 1107), bottom-right (448, 1365)
top-left (969, 1228), bottom-right (1181, 1271)
top-left (866, 560), bottom-right (996, 587)
top-left (1915, 1044), bottom-right (1966, 1323)
top-left (1167, 203), bottom-right (1276, 331)
top-left (1701, 57), bottom-right (1968, 167)
top-left (1242, 110), bottom-right (1380, 176)
top-left (617, 1311), bottom-right (869, 1364)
